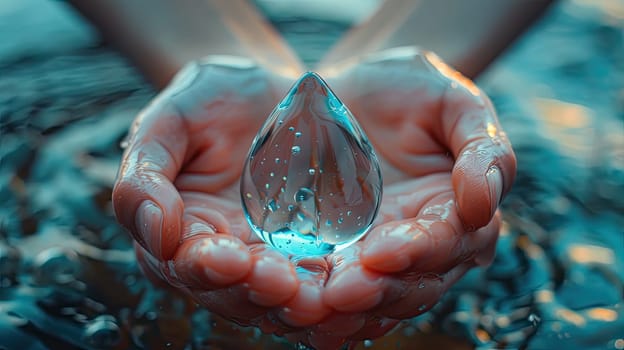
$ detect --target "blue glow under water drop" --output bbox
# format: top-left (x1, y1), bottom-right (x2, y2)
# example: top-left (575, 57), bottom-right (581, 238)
top-left (241, 72), bottom-right (382, 257)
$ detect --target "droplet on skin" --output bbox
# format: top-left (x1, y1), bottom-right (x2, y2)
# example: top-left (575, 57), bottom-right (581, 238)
top-left (291, 146), bottom-right (301, 154)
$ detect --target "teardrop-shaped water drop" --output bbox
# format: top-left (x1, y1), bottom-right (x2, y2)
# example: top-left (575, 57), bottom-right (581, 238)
top-left (241, 72), bottom-right (382, 256)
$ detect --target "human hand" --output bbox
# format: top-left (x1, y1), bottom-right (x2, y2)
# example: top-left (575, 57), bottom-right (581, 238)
top-left (113, 58), bottom-right (306, 328)
top-left (298, 47), bottom-right (517, 346)
top-left (112, 49), bottom-right (516, 349)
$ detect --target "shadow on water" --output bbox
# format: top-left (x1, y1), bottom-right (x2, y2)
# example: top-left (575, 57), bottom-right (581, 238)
top-left (0, 0), bottom-right (623, 349)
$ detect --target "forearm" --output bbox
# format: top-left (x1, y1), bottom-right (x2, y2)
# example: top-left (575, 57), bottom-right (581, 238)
top-left (319, 0), bottom-right (554, 79)
top-left (69, 0), bottom-right (303, 88)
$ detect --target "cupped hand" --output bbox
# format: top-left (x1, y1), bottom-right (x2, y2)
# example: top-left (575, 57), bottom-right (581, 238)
top-left (302, 47), bottom-right (517, 347)
top-left (113, 58), bottom-right (303, 327)
top-left (112, 49), bottom-right (516, 349)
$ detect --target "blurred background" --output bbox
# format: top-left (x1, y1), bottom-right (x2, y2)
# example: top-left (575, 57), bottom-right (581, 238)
top-left (0, 0), bottom-right (622, 349)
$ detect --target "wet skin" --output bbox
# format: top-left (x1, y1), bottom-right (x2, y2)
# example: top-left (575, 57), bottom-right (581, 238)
top-left (113, 49), bottom-right (516, 349)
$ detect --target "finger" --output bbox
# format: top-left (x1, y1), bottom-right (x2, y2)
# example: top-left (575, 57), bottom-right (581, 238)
top-left (278, 256), bottom-right (332, 327)
top-left (113, 98), bottom-right (188, 260)
top-left (360, 188), bottom-right (460, 273)
top-left (323, 246), bottom-right (386, 313)
top-left (188, 284), bottom-right (268, 327)
top-left (361, 189), bottom-right (499, 274)
top-left (277, 279), bottom-right (332, 327)
top-left (472, 210), bottom-right (501, 267)
top-left (244, 244), bottom-right (299, 307)
top-left (173, 234), bottom-right (252, 288)
top-left (432, 60), bottom-right (516, 230)
top-left (133, 242), bottom-right (170, 289)
top-left (374, 262), bottom-right (472, 319)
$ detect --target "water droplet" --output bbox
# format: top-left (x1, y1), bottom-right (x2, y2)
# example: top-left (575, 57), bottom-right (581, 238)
top-left (241, 72), bottom-right (383, 257)
top-left (33, 247), bottom-right (80, 285)
top-left (418, 304), bottom-right (427, 311)
top-left (363, 339), bottom-right (373, 347)
top-left (83, 315), bottom-right (121, 348)
top-left (418, 282), bottom-right (425, 289)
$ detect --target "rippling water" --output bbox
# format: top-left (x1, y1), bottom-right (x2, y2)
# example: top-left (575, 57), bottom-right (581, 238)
top-left (0, 0), bottom-right (622, 349)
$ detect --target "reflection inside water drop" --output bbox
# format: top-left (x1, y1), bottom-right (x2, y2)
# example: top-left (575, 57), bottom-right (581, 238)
top-left (241, 72), bottom-right (382, 257)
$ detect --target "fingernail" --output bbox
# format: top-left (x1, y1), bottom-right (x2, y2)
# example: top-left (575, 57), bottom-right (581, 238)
top-left (486, 167), bottom-right (503, 218)
top-left (135, 200), bottom-right (163, 258)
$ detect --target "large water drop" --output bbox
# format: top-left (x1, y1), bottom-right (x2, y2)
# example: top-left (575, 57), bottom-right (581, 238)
top-left (241, 72), bottom-right (382, 256)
